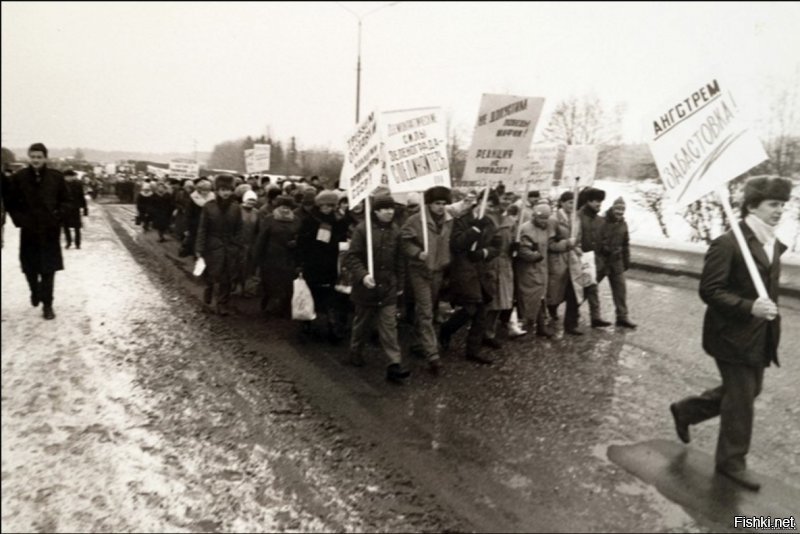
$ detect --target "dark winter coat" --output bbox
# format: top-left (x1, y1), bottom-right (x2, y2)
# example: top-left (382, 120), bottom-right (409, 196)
top-left (150, 192), bottom-right (175, 232)
top-left (344, 218), bottom-right (405, 307)
top-left (196, 197), bottom-right (244, 280)
top-left (136, 191), bottom-right (153, 223)
top-left (448, 211), bottom-right (501, 306)
top-left (297, 207), bottom-right (348, 287)
top-left (598, 208), bottom-right (630, 275)
top-left (578, 204), bottom-right (606, 275)
top-left (254, 211), bottom-right (300, 291)
top-left (63, 180), bottom-right (87, 228)
top-left (400, 206), bottom-right (453, 276)
top-left (5, 165), bottom-right (69, 273)
top-left (699, 222), bottom-right (786, 368)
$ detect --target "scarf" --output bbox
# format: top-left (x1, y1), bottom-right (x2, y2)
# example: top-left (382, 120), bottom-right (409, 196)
top-left (272, 208), bottom-right (295, 222)
top-left (745, 214), bottom-right (776, 263)
top-left (190, 190), bottom-right (213, 207)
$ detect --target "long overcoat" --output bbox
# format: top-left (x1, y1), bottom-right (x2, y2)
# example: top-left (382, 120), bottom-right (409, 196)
top-left (514, 220), bottom-right (553, 322)
top-left (63, 180), bottom-right (87, 228)
top-left (547, 209), bottom-right (584, 305)
top-left (699, 221), bottom-right (785, 368)
top-left (297, 207), bottom-right (348, 288)
top-left (150, 192), bottom-right (175, 232)
top-left (254, 212), bottom-right (300, 310)
top-left (578, 204), bottom-right (606, 276)
top-left (484, 210), bottom-right (516, 311)
top-left (5, 165), bottom-right (69, 274)
top-left (448, 212), bottom-right (501, 306)
top-left (195, 197), bottom-right (244, 280)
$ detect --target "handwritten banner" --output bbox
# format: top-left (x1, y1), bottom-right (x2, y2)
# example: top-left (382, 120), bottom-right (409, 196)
top-left (647, 78), bottom-right (767, 206)
top-left (561, 145), bottom-right (599, 189)
top-left (382, 107), bottom-right (451, 193)
top-left (169, 158), bottom-right (199, 180)
top-left (462, 93), bottom-right (545, 186)
top-left (252, 144), bottom-right (271, 172)
top-left (520, 144), bottom-right (560, 191)
top-left (340, 111), bottom-right (383, 205)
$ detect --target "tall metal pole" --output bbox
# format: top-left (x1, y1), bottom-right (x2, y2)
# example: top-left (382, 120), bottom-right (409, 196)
top-left (356, 19), bottom-right (362, 124)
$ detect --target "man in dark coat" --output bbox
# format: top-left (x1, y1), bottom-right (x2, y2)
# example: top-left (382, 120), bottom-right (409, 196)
top-left (439, 191), bottom-right (502, 365)
top-left (670, 176), bottom-right (792, 491)
top-left (196, 174), bottom-right (244, 316)
top-left (344, 193), bottom-right (410, 383)
top-left (597, 197), bottom-right (636, 328)
top-left (62, 170), bottom-right (87, 249)
top-left (150, 181), bottom-right (175, 242)
top-left (3, 143), bottom-right (69, 319)
top-left (578, 186), bottom-right (612, 327)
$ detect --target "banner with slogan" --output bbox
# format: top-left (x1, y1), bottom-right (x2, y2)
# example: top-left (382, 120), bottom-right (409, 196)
top-left (647, 78), bottom-right (767, 206)
top-left (520, 144), bottom-right (560, 191)
top-left (147, 165), bottom-right (170, 179)
top-left (169, 158), bottom-right (200, 181)
top-left (244, 149), bottom-right (255, 174)
top-left (105, 163), bottom-right (116, 175)
top-left (340, 111), bottom-right (383, 206)
top-left (382, 107), bottom-right (451, 193)
top-left (252, 144), bottom-right (271, 173)
top-left (461, 93), bottom-right (546, 186)
top-left (561, 145), bottom-right (599, 189)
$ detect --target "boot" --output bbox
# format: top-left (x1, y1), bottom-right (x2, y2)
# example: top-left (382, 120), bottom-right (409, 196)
top-left (591, 318), bottom-right (612, 328)
top-left (386, 363), bottom-right (410, 383)
top-left (616, 318), bottom-right (637, 329)
top-left (43, 305), bottom-right (55, 320)
top-left (481, 337), bottom-right (502, 349)
top-left (428, 359), bottom-right (442, 376)
top-left (466, 351), bottom-right (493, 365)
top-left (715, 467), bottom-right (761, 491)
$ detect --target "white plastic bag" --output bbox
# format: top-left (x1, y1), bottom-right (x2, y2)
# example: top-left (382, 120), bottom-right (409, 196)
top-left (193, 257), bottom-right (206, 277)
top-left (291, 274), bottom-right (317, 321)
top-left (578, 250), bottom-right (597, 287)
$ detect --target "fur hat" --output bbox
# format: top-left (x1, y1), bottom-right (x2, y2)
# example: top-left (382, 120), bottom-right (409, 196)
top-left (742, 176), bottom-right (793, 211)
top-left (424, 186), bottom-right (452, 205)
top-left (577, 186), bottom-right (606, 208)
top-left (235, 183), bottom-right (252, 198)
top-left (274, 195), bottom-right (296, 209)
top-left (372, 194), bottom-right (396, 211)
top-left (215, 174), bottom-right (235, 190)
top-left (302, 188), bottom-right (317, 206)
top-left (315, 190), bottom-right (339, 206)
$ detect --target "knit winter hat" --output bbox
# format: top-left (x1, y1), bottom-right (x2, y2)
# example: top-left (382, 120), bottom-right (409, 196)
top-left (235, 183), bottom-right (252, 198)
top-left (372, 194), bottom-right (396, 211)
top-left (532, 201), bottom-right (552, 217)
top-left (315, 190), bottom-right (339, 206)
top-left (612, 196), bottom-right (626, 207)
top-left (215, 174), bottom-right (235, 190)
top-left (423, 186), bottom-right (452, 204)
top-left (243, 190), bottom-right (258, 203)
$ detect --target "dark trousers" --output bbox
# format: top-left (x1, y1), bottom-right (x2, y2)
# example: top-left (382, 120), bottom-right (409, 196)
top-left (673, 360), bottom-right (764, 472)
top-left (25, 271), bottom-right (55, 306)
top-left (206, 278), bottom-right (232, 307)
top-left (441, 302), bottom-right (486, 356)
top-left (555, 278), bottom-right (580, 330)
top-left (587, 269), bottom-right (629, 321)
top-left (63, 226), bottom-right (81, 248)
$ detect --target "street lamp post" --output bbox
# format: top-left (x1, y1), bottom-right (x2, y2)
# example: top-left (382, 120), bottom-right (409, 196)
top-left (337, 2), bottom-right (399, 124)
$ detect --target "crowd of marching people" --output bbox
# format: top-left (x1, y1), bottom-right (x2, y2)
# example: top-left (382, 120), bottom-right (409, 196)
top-left (130, 172), bottom-right (636, 384)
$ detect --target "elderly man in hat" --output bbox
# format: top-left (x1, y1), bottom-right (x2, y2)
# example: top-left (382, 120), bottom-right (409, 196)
top-left (3, 143), bottom-right (70, 320)
top-left (597, 196), bottom-right (636, 328)
top-left (670, 176), bottom-right (792, 491)
top-left (400, 186), bottom-right (454, 375)
top-left (195, 174), bottom-right (244, 316)
top-left (578, 186), bottom-right (613, 327)
top-left (345, 192), bottom-right (411, 383)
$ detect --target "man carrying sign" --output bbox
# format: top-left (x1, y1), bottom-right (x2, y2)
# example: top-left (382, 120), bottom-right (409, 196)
top-left (400, 186), bottom-right (454, 376)
top-left (670, 177), bottom-right (792, 491)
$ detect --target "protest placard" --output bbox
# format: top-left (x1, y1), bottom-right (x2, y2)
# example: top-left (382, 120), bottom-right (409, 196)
top-left (561, 145), bottom-right (599, 189)
top-left (461, 93), bottom-right (545, 186)
top-left (382, 107), bottom-right (451, 193)
top-left (520, 144), bottom-right (560, 191)
top-left (105, 163), bottom-right (116, 175)
top-left (340, 111), bottom-right (383, 206)
top-left (244, 149), bottom-right (255, 174)
top-left (169, 158), bottom-right (199, 180)
top-left (252, 144), bottom-right (271, 172)
top-left (147, 165), bottom-right (169, 178)
top-left (647, 77), bottom-right (770, 299)
top-left (647, 78), bottom-right (767, 206)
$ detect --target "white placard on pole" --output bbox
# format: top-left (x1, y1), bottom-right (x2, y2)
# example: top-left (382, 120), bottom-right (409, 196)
top-left (462, 94), bottom-right (546, 187)
top-left (341, 111), bottom-right (382, 206)
top-left (420, 203), bottom-right (429, 254)
top-left (562, 145), bottom-right (598, 190)
top-left (365, 195), bottom-right (374, 277)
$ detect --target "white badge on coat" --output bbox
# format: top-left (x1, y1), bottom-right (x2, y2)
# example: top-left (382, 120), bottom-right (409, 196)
top-left (316, 223), bottom-right (332, 243)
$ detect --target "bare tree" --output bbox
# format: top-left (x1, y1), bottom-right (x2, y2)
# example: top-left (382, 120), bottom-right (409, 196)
top-left (633, 181), bottom-right (670, 238)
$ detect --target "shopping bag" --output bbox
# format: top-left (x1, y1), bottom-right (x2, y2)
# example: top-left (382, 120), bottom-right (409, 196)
top-left (291, 274), bottom-right (317, 321)
top-left (193, 257), bottom-right (206, 277)
top-left (578, 250), bottom-right (597, 287)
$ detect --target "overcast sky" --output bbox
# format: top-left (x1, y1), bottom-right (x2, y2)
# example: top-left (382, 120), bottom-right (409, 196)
top-left (2, 1), bottom-right (799, 155)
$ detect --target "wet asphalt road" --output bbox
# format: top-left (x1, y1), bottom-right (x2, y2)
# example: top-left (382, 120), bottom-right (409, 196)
top-left (3, 200), bottom-right (799, 532)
